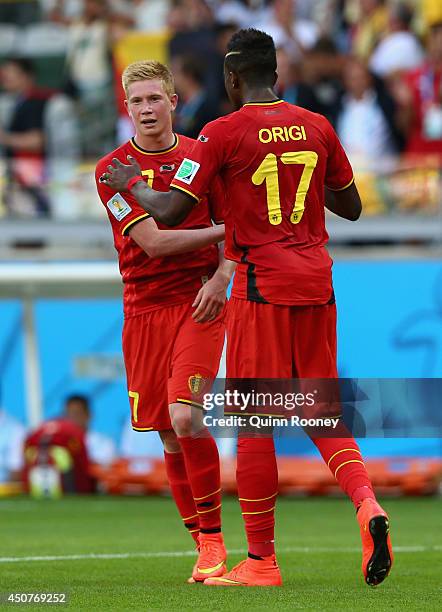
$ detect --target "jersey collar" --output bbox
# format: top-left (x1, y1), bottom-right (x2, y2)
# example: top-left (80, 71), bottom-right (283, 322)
top-left (242, 99), bottom-right (284, 107)
top-left (130, 133), bottom-right (179, 155)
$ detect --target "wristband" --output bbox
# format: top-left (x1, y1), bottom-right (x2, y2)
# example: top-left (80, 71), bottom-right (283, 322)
top-left (127, 175), bottom-right (144, 190)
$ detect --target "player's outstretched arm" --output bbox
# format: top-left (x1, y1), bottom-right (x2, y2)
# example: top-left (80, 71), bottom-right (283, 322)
top-left (325, 182), bottom-right (362, 221)
top-left (128, 218), bottom-right (225, 259)
top-left (100, 156), bottom-right (194, 226)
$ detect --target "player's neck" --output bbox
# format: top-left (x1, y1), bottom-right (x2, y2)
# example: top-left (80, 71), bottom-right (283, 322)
top-left (242, 87), bottom-right (279, 106)
top-left (133, 130), bottom-right (176, 152)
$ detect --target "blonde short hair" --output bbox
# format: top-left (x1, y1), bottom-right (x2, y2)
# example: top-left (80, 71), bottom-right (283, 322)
top-left (122, 60), bottom-right (175, 97)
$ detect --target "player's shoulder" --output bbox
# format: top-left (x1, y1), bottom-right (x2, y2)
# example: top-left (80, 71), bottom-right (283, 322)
top-left (284, 102), bottom-right (330, 127)
top-left (288, 104), bottom-right (336, 141)
top-left (176, 133), bottom-right (198, 153)
top-left (95, 141), bottom-right (131, 176)
top-left (200, 111), bottom-right (242, 136)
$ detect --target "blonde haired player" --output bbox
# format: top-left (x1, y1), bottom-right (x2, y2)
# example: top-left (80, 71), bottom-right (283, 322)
top-left (96, 60), bottom-right (235, 583)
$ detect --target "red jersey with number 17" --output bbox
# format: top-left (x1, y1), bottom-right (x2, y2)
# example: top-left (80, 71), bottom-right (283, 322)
top-left (170, 100), bottom-right (354, 306)
top-left (96, 134), bottom-right (224, 317)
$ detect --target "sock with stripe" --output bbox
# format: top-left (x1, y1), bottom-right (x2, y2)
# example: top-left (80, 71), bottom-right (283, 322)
top-left (178, 433), bottom-right (222, 531)
top-left (237, 436), bottom-right (278, 558)
top-left (164, 450), bottom-right (200, 544)
top-left (311, 430), bottom-right (376, 509)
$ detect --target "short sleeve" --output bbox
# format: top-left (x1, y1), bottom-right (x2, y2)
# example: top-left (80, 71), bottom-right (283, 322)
top-left (323, 119), bottom-right (354, 191)
top-left (170, 120), bottom-right (226, 201)
top-left (95, 160), bottom-right (150, 236)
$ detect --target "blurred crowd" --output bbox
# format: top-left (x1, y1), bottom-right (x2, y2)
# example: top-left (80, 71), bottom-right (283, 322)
top-left (0, 0), bottom-right (441, 217)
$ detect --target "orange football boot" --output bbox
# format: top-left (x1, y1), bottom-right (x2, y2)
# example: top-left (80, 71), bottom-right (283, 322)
top-left (357, 498), bottom-right (393, 586)
top-left (187, 541), bottom-right (200, 584)
top-left (204, 554), bottom-right (282, 587)
top-left (191, 532), bottom-right (227, 583)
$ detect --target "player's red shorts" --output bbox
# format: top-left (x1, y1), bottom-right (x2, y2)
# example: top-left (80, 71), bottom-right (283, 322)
top-left (225, 297), bottom-right (339, 419)
top-left (122, 302), bottom-right (225, 431)
top-left (226, 297), bottom-right (337, 378)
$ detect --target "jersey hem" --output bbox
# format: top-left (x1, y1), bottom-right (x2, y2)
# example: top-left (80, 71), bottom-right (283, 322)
top-left (123, 295), bottom-right (196, 319)
top-left (230, 291), bottom-right (335, 307)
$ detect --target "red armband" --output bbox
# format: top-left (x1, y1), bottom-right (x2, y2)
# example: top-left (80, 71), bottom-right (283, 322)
top-left (127, 175), bottom-right (144, 191)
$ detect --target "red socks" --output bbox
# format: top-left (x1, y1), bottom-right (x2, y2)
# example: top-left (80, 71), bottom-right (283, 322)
top-left (311, 429), bottom-right (376, 508)
top-left (178, 433), bottom-right (222, 531)
top-left (237, 437), bottom-right (278, 557)
top-left (164, 451), bottom-right (200, 544)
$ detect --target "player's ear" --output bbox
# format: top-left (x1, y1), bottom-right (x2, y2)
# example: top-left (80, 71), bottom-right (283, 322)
top-left (170, 93), bottom-right (178, 112)
top-left (231, 72), bottom-right (240, 89)
top-left (124, 99), bottom-right (131, 118)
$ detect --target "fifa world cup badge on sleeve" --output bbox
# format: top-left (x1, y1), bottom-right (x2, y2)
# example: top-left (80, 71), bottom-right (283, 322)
top-left (107, 193), bottom-right (132, 221)
top-left (175, 158), bottom-right (200, 184)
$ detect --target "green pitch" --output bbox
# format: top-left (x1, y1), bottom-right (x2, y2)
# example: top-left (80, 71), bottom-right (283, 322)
top-left (0, 496), bottom-right (440, 610)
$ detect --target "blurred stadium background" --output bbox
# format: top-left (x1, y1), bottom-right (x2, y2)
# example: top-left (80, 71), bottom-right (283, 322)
top-left (0, 0), bottom-right (441, 497)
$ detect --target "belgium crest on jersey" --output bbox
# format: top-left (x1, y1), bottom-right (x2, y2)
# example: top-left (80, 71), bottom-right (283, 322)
top-left (188, 373), bottom-right (205, 394)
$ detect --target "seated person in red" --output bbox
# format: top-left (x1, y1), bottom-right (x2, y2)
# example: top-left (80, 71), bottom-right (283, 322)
top-left (24, 400), bottom-right (94, 496)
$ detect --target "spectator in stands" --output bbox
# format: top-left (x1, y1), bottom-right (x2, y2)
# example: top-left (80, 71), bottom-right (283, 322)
top-left (0, 58), bottom-right (52, 217)
top-left (64, 394), bottom-right (116, 466)
top-left (103, 0), bottom-right (170, 37)
top-left (65, 0), bottom-right (115, 156)
top-left (43, 91), bottom-right (81, 218)
top-left (214, 0), bottom-right (268, 29)
top-left (212, 21), bottom-right (239, 114)
top-left (168, 0), bottom-right (217, 69)
top-left (214, 0), bottom-right (252, 28)
top-left (45, 0), bottom-right (83, 23)
top-left (400, 21), bottom-right (442, 159)
top-left (303, 37), bottom-right (345, 125)
top-left (120, 0), bottom-right (170, 31)
top-left (336, 56), bottom-right (402, 166)
top-left (65, 0), bottom-right (112, 94)
top-left (276, 45), bottom-right (322, 113)
top-left (256, 0), bottom-right (320, 59)
top-left (0, 403), bottom-right (25, 485)
top-left (167, 0), bottom-right (221, 105)
top-left (369, 3), bottom-right (424, 78)
top-left (172, 54), bottom-right (219, 138)
top-left (295, 0), bottom-right (336, 32)
top-left (348, 0), bottom-right (389, 60)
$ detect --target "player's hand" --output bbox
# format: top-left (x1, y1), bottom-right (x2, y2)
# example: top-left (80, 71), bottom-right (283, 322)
top-left (99, 155), bottom-right (141, 191)
top-left (192, 275), bottom-right (227, 323)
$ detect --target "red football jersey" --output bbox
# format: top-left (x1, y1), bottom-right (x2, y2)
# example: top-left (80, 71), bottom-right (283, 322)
top-left (171, 100), bottom-right (354, 306)
top-left (96, 134), bottom-right (224, 317)
top-left (24, 418), bottom-right (94, 494)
